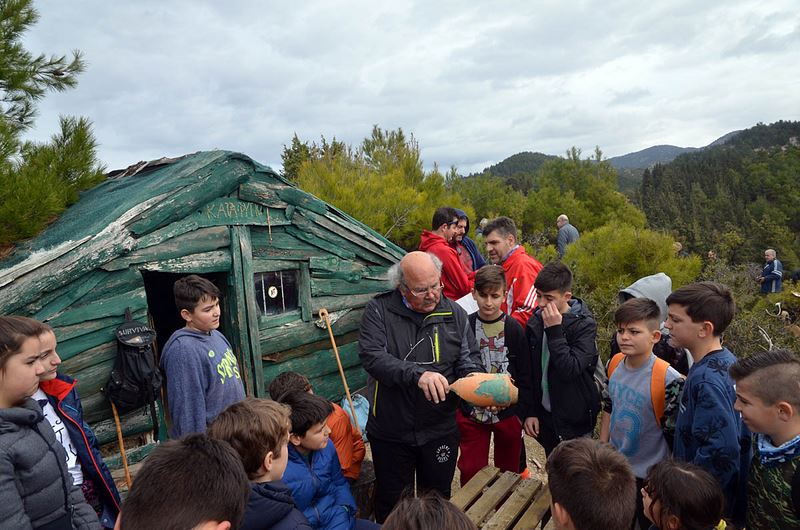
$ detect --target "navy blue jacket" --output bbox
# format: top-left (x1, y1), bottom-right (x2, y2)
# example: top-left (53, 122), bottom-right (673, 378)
top-left (40, 374), bottom-right (121, 529)
top-left (241, 481), bottom-right (312, 530)
top-left (673, 348), bottom-right (750, 524)
top-left (760, 258), bottom-right (783, 293)
top-left (283, 441), bottom-right (357, 530)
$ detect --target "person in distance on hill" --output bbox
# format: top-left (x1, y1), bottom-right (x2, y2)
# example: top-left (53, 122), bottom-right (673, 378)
top-left (418, 207), bottom-right (474, 300)
top-left (756, 248), bottom-right (783, 294)
top-left (555, 214), bottom-right (579, 258)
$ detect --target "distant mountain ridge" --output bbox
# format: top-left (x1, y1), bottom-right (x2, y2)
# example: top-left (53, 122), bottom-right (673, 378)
top-left (606, 145), bottom-right (698, 169)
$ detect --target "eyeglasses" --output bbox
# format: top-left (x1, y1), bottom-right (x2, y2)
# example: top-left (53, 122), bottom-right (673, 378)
top-left (403, 282), bottom-right (444, 298)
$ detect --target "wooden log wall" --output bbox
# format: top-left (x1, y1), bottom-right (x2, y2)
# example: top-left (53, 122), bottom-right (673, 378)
top-left (0, 151), bottom-right (406, 475)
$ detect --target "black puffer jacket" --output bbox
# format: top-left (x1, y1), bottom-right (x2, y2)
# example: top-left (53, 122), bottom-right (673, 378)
top-left (521, 298), bottom-right (599, 439)
top-left (358, 290), bottom-right (480, 446)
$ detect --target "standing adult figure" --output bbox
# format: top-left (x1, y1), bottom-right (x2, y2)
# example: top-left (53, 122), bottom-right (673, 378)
top-left (451, 209), bottom-right (486, 274)
top-left (358, 251), bottom-right (481, 522)
top-left (556, 214), bottom-right (580, 258)
top-left (418, 207), bottom-right (474, 300)
top-left (757, 248), bottom-right (783, 294)
top-left (483, 216), bottom-right (543, 328)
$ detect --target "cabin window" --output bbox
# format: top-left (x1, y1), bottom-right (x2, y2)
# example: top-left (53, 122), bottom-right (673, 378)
top-left (254, 271), bottom-right (299, 316)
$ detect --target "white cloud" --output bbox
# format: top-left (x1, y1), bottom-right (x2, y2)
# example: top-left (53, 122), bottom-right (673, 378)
top-left (21, 0), bottom-right (800, 175)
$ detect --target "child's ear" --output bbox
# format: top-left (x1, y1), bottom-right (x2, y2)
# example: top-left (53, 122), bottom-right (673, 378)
top-left (289, 433), bottom-right (303, 447)
top-left (179, 308), bottom-right (192, 324)
top-left (777, 401), bottom-right (795, 421)
top-left (262, 450), bottom-right (274, 473)
top-left (564, 291), bottom-right (572, 301)
top-left (471, 289), bottom-right (479, 300)
top-left (551, 502), bottom-right (573, 529)
top-left (699, 320), bottom-right (715, 338)
top-left (651, 329), bottom-right (662, 344)
top-left (665, 514), bottom-right (681, 530)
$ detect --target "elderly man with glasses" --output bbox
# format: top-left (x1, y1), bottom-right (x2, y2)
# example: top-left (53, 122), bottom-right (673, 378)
top-left (359, 251), bottom-right (481, 522)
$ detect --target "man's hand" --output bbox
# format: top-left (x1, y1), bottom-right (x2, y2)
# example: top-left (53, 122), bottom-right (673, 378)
top-left (541, 302), bottom-right (562, 328)
top-left (418, 371), bottom-right (449, 404)
top-left (523, 416), bottom-right (540, 437)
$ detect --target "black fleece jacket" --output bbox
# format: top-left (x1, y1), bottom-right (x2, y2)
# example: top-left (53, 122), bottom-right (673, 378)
top-left (521, 298), bottom-right (599, 440)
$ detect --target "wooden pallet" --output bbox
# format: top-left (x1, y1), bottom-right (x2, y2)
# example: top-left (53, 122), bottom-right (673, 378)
top-left (451, 466), bottom-right (551, 530)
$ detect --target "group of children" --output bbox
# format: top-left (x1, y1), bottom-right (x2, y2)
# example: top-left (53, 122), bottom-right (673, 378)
top-left (1, 261), bottom-right (799, 529)
top-left (461, 258), bottom-right (800, 530)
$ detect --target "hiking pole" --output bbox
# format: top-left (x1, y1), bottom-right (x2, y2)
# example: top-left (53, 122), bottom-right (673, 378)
top-left (318, 308), bottom-right (360, 434)
top-left (110, 401), bottom-right (133, 488)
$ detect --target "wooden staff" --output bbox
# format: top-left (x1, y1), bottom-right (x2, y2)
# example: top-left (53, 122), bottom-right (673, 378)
top-left (318, 308), bottom-right (360, 434)
top-left (110, 401), bottom-right (132, 488)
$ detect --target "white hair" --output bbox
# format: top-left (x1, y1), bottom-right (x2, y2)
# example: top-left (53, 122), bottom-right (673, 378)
top-left (557, 214), bottom-right (569, 223)
top-left (387, 253), bottom-right (443, 289)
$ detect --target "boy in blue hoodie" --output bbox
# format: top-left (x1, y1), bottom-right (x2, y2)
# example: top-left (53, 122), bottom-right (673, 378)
top-left (208, 397), bottom-right (311, 530)
top-left (160, 274), bottom-right (246, 437)
top-left (665, 281), bottom-right (749, 526)
top-left (277, 391), bottom-right (378, 530)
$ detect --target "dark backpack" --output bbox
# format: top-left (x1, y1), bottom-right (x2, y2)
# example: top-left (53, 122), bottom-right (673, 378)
top-left (104, 308), bottom-right (162, 436)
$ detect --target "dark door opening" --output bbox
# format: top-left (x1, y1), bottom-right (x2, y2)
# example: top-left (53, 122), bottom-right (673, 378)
top-left (140, 271), bottom-right (231, 355)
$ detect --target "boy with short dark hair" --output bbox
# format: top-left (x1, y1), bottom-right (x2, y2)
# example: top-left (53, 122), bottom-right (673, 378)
top-left (456, 264), bottom-right (530, 485)
top-left (268, 372), bottom-right (366, 482)
top-left (521, 261), bottom-right (599, 455)
top-left (208, 397), bottom-right (311, 530)
top-left (160, 274), bottom-right (246, 437)
top-left (277, 391), bottom-right (376, 530)
top-left (599, 297), bottom-right (683, 529)
top-left (665, 281), bottom-right (748, 525)
top-left (730, 349), bottom-right (800, 529)
top-left (116, 433), bottom-right (250, 530)
top-left (546, 438), bottom-right (636, 530)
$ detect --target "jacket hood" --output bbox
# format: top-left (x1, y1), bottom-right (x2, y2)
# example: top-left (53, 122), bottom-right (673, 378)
top-left (246, 482), bottom-right (295, 528)
top-left (0, 399), bottom-right (43, 432)
top-left (162, 327), bottom-right (218, 349)
top-left (454, 208), bottom-right (471, 233)
top-left (419, 229), bottom-right (449, 252)
top-left (618, 273), bottom-right (672, 321)
top-left (566, 297), bottom-right (592, 319)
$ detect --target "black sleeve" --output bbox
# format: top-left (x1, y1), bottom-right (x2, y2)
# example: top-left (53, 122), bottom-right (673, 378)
top-left (504, 316), bottom-right (532, 418)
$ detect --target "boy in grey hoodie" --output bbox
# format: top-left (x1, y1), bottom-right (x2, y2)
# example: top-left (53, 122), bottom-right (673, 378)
top-left (160, 275), bottom-right (246, 438)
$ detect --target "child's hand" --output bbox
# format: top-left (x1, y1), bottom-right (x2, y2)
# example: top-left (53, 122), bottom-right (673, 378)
top-left (541, 302), bottom-right (562, 328)
top-left (523, 417), bottom-right (540, 437)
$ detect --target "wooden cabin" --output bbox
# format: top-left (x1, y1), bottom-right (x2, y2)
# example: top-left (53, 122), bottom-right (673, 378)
top-left (0, 150), bottom-right (405, 479)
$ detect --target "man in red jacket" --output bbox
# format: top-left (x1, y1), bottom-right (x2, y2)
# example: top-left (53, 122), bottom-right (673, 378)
top-left (419, 207), bottom-right (474, 300)
top-left (483, 216), bottom-right (543, 328)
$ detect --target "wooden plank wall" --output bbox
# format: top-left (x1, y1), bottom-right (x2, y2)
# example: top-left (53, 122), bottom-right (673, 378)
top-left (0, 154), bottom-right (405, 480)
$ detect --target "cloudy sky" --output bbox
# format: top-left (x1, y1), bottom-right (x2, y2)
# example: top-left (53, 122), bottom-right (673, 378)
top-left (22, 1), bottom-right (800, 174)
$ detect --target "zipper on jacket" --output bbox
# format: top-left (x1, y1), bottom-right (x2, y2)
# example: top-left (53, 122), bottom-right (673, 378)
top-left (433, 325), bottom-right (440, 363)
top-left (372, 382), bottom-right (379, 417)
top-left (57, 400), bottom-right (121, 511)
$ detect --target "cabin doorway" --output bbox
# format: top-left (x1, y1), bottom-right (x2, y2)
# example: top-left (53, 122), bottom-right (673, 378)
top-left (140, 270), bottom-right (231, 355)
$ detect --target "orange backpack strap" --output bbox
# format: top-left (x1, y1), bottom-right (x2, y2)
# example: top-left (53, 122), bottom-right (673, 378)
top-left (607, 353), bottom-right (625, 380)
top-left (651, 358), bottom-right (669, 427)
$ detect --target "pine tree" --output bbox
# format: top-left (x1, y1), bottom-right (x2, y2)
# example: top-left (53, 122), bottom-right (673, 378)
top-left (0, 0), bottom-right (104, 249)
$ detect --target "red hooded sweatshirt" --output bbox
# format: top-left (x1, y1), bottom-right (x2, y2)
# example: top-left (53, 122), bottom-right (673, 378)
top-left (419, 230), bottom-right (474, 300)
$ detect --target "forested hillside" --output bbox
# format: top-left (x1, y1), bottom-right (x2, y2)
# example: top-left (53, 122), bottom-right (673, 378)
top-left (470, 151), bottom-right (557, 192)
top-left (640, 120), bottom-right (800, 267)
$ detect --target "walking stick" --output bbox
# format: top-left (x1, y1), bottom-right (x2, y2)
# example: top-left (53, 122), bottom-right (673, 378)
top-left (110, 401), bottom-right (133, 488)
top-left (319, 308), bottom-right (360, 434)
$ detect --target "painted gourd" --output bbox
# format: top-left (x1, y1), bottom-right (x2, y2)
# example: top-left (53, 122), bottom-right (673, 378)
top-left (450, 373), bottom-right (518, 407)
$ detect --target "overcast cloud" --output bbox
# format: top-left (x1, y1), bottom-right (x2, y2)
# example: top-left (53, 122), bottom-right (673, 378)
top-left (22, 0), bottom-right (800, 174)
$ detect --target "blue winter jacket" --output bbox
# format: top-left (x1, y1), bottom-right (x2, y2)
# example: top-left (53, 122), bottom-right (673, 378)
top-left (283, 441), bottom-right (357, 530)
top-left (673, 348), bottom-right (750, 524)
top-left (40, 373), bottom-right (122, 529)
top-left (241, 481), bottom-right (312, 530)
